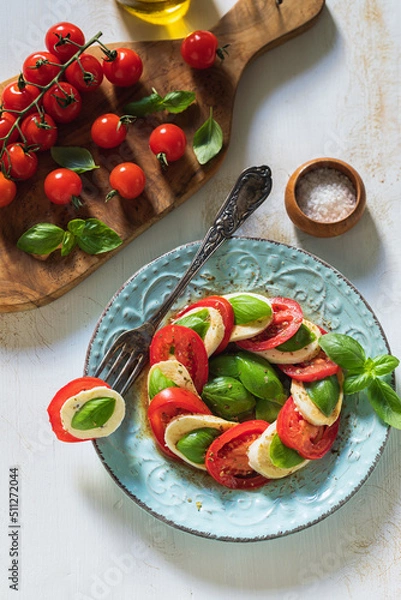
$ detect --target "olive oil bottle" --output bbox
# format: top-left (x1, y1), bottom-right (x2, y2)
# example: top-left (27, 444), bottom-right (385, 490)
top-left (116, 0), bottom-right (191, 25)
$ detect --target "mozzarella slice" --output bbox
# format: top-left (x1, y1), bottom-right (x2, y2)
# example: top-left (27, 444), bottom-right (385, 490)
top-left (253, 320), bottom-right (321, 365)
top-left (164, 414), bottom-right (237, 470)
top-left (223, 292), bottom-right (273, 342)
top-left (60, 386), bottom-right (125, 440)
top-left (147, 359), bottom-right (198, 400)
top-left (247, 421), bottom-right (309, 479)
top-left (175, 306), bottom-right (224, 356)
top-left (291, 372), bottom-right (343, 426)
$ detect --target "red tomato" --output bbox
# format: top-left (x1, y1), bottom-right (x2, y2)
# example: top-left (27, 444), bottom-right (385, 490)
top-left (0, 113), bottom-right (19, 144)
top-left (2, 143), bottom-right (38, 181)
top-left (108, 162), bottom-right (146, 200)
top-left (205, 420), bottom-right (269, 489)
top-left (237, 297), bottom-right (304, 352)
top-left (102, 48), bottom-right (143, 87)
top-left (278, 349), bottom-right (340, 382)
top-left (149, 324), bottom-right (208, 394)
top-left (22, 51), bottom-right (62, 87)
top-left (65, 53), bottom-right (104, 92)
top-left (276, 397), bottom-right (340, 460)
top-left (175, 295), bottom-right (235, 354)
top-left (1, 81), bottom-right (41, 113)
top-left (90, 113), bottom-right (127, 149)
top-left (20, 112), bottom-right (58, 151)
top-left (42, 82), bottom-right (82, 123)
top-left (45, 22), bottom-right (85, 63)
top-left (0, 172), bottom-right (17, 207)
top-left (44, 168), bottom-right (82, 205)
top-left (148, 387), bottom-right (212, 458)
top-left (180, 30), bottom-right (219, 69)
top-left (149, 124), bottom-right (186, 165)
top-left (47, 376), bottom-right (110, 443)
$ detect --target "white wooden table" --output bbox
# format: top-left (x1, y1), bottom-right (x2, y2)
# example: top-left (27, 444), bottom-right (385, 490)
top-left (1, 1), bottom-right (400, 598)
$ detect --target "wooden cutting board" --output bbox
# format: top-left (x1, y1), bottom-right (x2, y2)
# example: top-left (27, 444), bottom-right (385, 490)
top-left (0, 0), bottom-right (325, 312)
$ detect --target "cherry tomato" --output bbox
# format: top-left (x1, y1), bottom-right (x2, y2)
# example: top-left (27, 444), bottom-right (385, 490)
top-left (0, 172), bottom-right (17, 207)
top-left (108, 162), bottom-right (145, 200)
top-left (148, 387), bottom-right (212, 458)
top-left (0, 113), bottom-right (19, 144)
top-left (47, 376), bottom-right (110, 443)
top-left (42, 82), bottom-right (82, 124)
top-left (45, 22), bottom-right (85, 63)
top-left (44, 168), bottom-right (82, 205)
top-left (276, 396), bottom-right (340, 460)
top-left (175, 295), bottom-right (235, 354)
top-left (180, 30), bottom-right (219, 69)
top-left (102, 48), bottom-right (143, 87)
top-left (2, 143), bottom-right (38, 181)
top-left (237, 297), bottom-right (304, 352)
top-left (90, 113), bottom-right (127, 149)
top-left (205, 420), bottom-right (269, 489)
top-left (22, 51), bottom-right (62, 87)
top-left (1, 81), bottom-right (41, 114)
top-left (20, 112), bottom-right (58, 151)
top-left (65, 53), bottom-right (104, 92)
top-left (150, 324), bottom-right (208, 394)
top-left (149, 123), bottom-right (186, 165)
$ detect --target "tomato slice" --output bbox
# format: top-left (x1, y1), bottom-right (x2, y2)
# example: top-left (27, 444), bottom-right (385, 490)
top-left (47, 376), bottom-right (110, 443)
top-left (205, 420), bottom-right (270, 489)
top-left (276, 397), bottom-right (340, 460)
top-left (148, 387), bottom-right (212, 458)
top-left (175, 295), bottom-right (235, 354)
top-left (237, 297), bottom-right (303, 351)
top-left (149, 324), bottom-right (208, 393)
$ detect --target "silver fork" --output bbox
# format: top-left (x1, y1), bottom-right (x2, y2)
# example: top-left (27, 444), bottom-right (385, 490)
top-left (93, 164), bottom-right (273, 395)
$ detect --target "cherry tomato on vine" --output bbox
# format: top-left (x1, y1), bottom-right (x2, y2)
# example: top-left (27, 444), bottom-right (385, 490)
top-left (42, 82), bottom-right (82, 123)
top-left (0, 172), bottom-right (17, 207)
top-left (108, 162), bottom-right (146, 200)
top-left (102, 47), bottom-right (143, 87)
top-left (20, 112), bottom-right (58, 151)
top-left (0, 113), bottom-right (19, 144)
top-left (2, 143), bottom-right (38, 181)
top-left (90, 113), bottom-right (128, 149)
top-left (65, 53), bottom-right (104, 92)
top-left (1, 81), bottom-right (41, 114)
top-left (180, 30), bottom-right (220, 69)
top-left (149, 123), bottom-right (186, 165)
top-left (22, 51), bottom-right (62, 87)
top-left (44, 168), bottom-right (82, 205)
top-left (45, 22), bottom-right (85, 63)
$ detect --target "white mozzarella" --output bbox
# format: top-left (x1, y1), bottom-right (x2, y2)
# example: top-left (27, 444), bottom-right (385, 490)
top-left (164, 414), bottom-right (237, 470)
top-left (253, 320), bottom-right (322, 365)
top-left (60, 386), bottom-right (125, 440)
top-left (291, 372), bottom-right (343, 426)
top-left (247, 421), bottom-right (309, 479)
top-left (223, 292), bottom-right (273, 342)
top-left (147, 359), bottom-right (198, 400)
top-left (175, 306), bottom-right (224, 356)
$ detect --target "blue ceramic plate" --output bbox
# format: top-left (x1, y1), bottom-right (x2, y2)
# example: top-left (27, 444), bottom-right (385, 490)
top-left (85, 238), bottom-right (390, 541)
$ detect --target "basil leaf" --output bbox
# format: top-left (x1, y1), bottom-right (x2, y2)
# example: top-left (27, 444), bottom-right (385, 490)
top-left (201, 376), bottom-right (255, 421)
top-left (51, 146), bottom-right (99, 174)
top-left (209, 354), bottom-right (240, 378)
top-left (277, 323), bottom-right (316, 352)
top-left (17, 223), bottom-right (65, 255)
top-left (75, 218), bottom-right (123, 255)
top-left (229, 294), bottom-right (272, 325)
top-left (124, 89), bottom-right (195, 116)
top-left (175, 308), bottom-right (210, 339)
top-left (236, 351), bottom-right (286, 403)
top-left (176, 427), bottom-right (220, 464)
top-left (270, 433), bottom-right (304, 468)
top-left (371, 354), bottom-right (400, 376)
top-left (162, 90), bottom-right (196, 113)
top-left (61, 230), bottom-right (76, 256)
top-left (71, 397), bottom-right (116, 430)
top-left (343, 372), bottom-right (373, 395)
top-left (124, 91), bottom-right (164, 116)
top-left (319, 333), bottom-right (366, 372)
top-left (193, 107), bottom-right (223, 165)
top-left (367, 379), bottom-right (401, 429)
top-left (148, 367), bottom-right (177, 399)
top-left (255, 398), bottom-right (281, 423)
top-left (67, 218), bottom-right (86, 237)
top-left (304, 375), bottom-right (340, 416)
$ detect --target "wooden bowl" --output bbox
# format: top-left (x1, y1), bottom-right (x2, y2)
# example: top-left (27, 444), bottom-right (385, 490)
top-left (284, 158), bottom-right (366, 237)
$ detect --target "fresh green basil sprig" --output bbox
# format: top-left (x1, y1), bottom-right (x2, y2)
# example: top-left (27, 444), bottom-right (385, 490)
top-left (319, 333), bottom-right (401, 428)
top-left (124, 88), bottom-right (196, 117)
top-left (50, 146), bottom-right (99, 174)
top-left (17, 218), bottom-right (122, 257)
top-left (192, 107), bottom-right (223, 165)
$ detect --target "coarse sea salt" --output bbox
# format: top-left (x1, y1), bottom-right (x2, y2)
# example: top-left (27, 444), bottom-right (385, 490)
top-left (296, 167), bottom-right (356, 223)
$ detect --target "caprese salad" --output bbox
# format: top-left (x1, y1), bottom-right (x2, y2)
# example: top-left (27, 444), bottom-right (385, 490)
top-left (146, 292), bottom-right (343, 489)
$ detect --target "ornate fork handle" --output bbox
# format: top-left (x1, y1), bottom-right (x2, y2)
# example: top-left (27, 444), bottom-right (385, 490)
top-left (146, 165), bottom-right (272, 332)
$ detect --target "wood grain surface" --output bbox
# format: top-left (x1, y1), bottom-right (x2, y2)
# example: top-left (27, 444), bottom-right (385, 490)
top-left (0, 0), bottom-right (325, 312)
